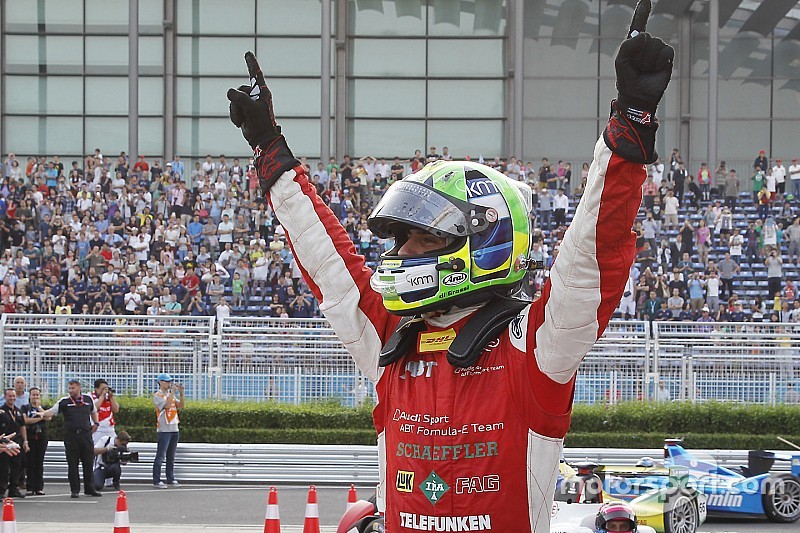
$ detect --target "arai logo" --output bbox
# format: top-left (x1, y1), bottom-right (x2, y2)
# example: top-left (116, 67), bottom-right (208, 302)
top-left (442, 272), bottom-right (467, 286)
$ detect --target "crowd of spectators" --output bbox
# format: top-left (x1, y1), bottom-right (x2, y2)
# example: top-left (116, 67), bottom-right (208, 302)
top-left (1, 143), bottom-right (798, 325)
top-left (625, 148), bottom-right (800, 325)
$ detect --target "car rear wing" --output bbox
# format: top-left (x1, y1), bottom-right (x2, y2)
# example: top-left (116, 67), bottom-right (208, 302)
top-left (746, 450), bottom-right (800, 477)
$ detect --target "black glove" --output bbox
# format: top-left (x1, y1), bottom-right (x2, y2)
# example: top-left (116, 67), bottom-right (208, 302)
top-left (603, 0), bottom-right (674, 164)
top-left (227, 52), bottom-right (299, 192)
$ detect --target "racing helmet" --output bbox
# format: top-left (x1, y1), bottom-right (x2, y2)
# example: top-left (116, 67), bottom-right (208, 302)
top-left (367, 160), bottom-right (533, 315)
top-left (595, 502), bottom-right (638, 533)
top-left (636, 456), bottom-right (655, 468)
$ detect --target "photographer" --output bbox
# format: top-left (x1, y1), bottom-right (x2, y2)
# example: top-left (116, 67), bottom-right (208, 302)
top-left (152, 374), bottom-right (184, 488)
top-left (91, 379), bottom-right (119, 445)
top-left (21, 387), bottom-right (48, 496)
top-left (93, 431), bottom-right (134, 491)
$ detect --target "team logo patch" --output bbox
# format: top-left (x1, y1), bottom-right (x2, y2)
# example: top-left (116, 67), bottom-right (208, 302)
top-left (418, 328), bottom-right (456, 353)
top-left (420, 471), bottom-right (449, 505)
top-left (396, 470), bottom-right (414, 493)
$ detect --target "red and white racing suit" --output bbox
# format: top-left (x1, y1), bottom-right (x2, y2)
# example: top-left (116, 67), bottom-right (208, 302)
top-left (264, 137), bottom-right (644, 532)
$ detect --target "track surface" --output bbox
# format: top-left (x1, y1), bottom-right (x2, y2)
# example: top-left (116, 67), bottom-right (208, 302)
top-left (8, 483), bottom-right (798, 532)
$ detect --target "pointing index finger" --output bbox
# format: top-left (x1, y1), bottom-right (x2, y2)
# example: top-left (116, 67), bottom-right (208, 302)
top-left (244, 51), bottom-right (266, 87)
top-left (628, 0), bottom-right (651, 38)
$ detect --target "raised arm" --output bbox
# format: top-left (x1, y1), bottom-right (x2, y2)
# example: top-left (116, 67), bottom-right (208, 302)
top-left (227, 53), bottom-right (397, 381)
top-left (527, 0), bottom-right (673, 383)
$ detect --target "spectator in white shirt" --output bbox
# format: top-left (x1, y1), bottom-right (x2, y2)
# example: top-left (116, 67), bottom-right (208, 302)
top-left (789, 158), bottom-right (800, 198)
top-left (552, 188), bottom-right (569, 228)
top-left (217, 214), bottom-right (234, 244)
top-left (663, 190), bottom-right (679, 229)
top-left (773, 160), bottom-right (787, 197)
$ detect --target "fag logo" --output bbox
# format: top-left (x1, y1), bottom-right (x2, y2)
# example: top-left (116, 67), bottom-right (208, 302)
top-left (455, 475), bottom-right (500, 494)
top-left (420, 471), bottom-right (449, 505)
top-left (396, 470), bottom-right (414, 492)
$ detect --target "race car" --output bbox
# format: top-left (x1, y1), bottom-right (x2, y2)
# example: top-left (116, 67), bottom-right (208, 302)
top-left (555, 460), bottom-right (705, 533)
top-left (662, 438), bottom-right (800, 523)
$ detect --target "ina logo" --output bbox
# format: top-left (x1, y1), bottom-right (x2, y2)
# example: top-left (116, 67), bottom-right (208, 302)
top-left (420, 471), bottom-right (449, 505)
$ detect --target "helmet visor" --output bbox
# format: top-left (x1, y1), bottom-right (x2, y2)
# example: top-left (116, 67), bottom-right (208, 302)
top-left (368, 181), bottom-right (486, 239)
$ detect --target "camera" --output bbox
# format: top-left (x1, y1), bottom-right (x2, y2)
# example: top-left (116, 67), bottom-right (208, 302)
top-left (107, 387), bottom-right (115, 394)
top-left (103, 445), bottom-right (139, 465)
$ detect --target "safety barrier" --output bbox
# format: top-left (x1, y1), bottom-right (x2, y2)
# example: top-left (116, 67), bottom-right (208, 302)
top-left (39, 442), bottom-right (791, 485)
top-left (1, 314), bottom-right (797, 404)
top-left (654, 321), bottom-right (799, 404)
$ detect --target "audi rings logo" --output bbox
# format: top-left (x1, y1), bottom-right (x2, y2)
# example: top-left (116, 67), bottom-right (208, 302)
top-left (442, 272), bottom-right (467, 286)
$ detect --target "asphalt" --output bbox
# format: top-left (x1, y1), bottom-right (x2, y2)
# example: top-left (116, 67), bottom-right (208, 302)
top-left (4, 483), bottom-right (798, 532)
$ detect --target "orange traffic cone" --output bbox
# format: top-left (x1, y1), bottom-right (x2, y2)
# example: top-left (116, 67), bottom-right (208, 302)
top-left (263, 486), bottom-right (280, 533)
top-left (303, 485), bottom-right (320, 533)
top-left (346, 484), bottom-right (358, 512)
top-left (113, 490), bottom-right (131, 533)
top-left (1, 498), bottom-right (16, 533)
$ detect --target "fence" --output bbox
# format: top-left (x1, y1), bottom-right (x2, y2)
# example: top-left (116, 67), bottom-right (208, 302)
top-left (654, 321), bottom-right (799, 405)
top-left (0, 314), bottom-right (215, 399)
top-left (39, 442), bottom-right (792, 485)
top-left (0, 314), bottom-right (797, 404)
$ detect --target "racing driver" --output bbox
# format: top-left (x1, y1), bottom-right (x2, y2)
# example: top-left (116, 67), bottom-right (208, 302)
top-left (596, 502), bottom-right (639, 532)
top-left (227, 2), bottom-right (672, 530)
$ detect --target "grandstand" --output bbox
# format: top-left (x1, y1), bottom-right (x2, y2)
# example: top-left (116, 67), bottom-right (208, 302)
top-left (1, 2), bottom-right (799, 330)
top-left (0, 150), bottom-right (799, 326)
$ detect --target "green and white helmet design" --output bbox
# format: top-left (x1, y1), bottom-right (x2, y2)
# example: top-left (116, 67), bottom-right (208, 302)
top-left (367, 160), bottom-right (534, 315)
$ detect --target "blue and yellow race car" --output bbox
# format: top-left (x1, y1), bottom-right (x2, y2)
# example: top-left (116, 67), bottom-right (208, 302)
top-left (556, 459), bottom-right (706, 533)
top-left (605, 439), bottom-right (800, 524)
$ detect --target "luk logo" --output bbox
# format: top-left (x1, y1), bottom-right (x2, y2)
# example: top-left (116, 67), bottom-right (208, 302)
top-left (407, 274), bottom-right (435, 287)
top-left (396, 470), bottom-right (414, 492)
top-left (455, 475), bottom-right (500, 494)
top-left (401, 360), bottom-right (437, 379)
top-left (420, 471), bottom-right (449, 505)
top-left (442, 272), bottom-right (467, 286)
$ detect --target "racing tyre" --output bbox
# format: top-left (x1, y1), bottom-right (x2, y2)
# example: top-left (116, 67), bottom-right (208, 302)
top-left (663, 494), bottom-right (699, 533)
top-left (762, 474), bottom-right (800, 523)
